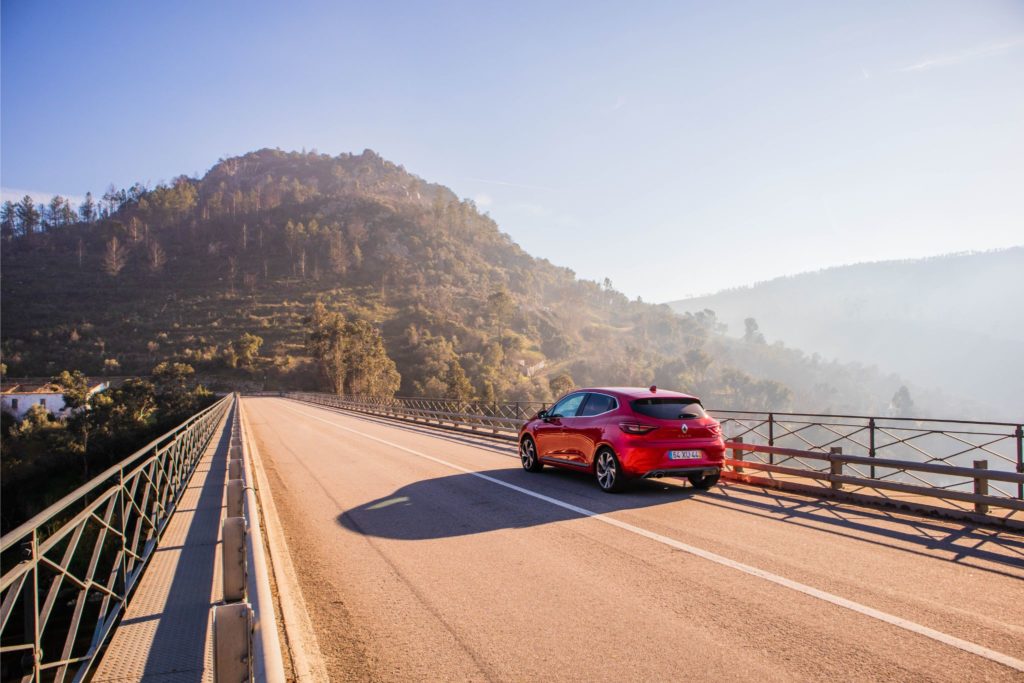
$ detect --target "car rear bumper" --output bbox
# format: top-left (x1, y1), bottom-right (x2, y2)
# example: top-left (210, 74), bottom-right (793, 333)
top-left (618, 439), bottom-right (725, 477)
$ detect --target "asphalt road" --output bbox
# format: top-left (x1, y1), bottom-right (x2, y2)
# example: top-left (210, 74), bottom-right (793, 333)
top-left (243, 396), bottom-right (1024, 682)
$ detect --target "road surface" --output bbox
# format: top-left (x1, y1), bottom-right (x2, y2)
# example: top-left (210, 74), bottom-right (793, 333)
top-left (243, 396), bottom-right (1024, 682)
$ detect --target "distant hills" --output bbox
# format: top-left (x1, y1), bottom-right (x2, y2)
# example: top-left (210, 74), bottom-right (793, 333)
top-left (668, 249), bottom-right (1024, 421)
top-left (0, 148), bottom-right (966, 417)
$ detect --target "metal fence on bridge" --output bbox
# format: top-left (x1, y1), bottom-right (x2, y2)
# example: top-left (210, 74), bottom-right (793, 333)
top-left (0, 395), bottom-right (231, 683)
top-left (714, 411), bottom-right (1023, 495)
top-left (287, 392), bottom-right (546, 436)
top-left (714, 410), bottom-right (1023, 518)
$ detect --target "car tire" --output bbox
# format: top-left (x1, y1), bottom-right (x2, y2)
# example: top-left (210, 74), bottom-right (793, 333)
top-left (595, 448), bottom-right (625, 493)
top-left (520, 437), bottom-right (543, 472)
top-left (688, 471), bottom-right (720, 490)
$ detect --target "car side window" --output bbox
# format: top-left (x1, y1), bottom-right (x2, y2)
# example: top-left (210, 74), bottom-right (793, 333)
top-left (549, 393), bottom-right (586, 418)
top-left (579, 393), bottom-right (617, 417)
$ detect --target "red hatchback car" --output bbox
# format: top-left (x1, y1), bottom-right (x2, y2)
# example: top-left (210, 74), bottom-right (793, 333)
top-left (519, 386), bottom-right (725, 493)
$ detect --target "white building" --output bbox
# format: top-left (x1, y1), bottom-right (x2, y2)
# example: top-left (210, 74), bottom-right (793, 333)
top-left (1, 380), bottom-right (109, 420)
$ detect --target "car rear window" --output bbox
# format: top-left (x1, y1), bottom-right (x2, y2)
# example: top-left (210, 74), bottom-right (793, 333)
top-left (631, 398), bottom-right (707, 420)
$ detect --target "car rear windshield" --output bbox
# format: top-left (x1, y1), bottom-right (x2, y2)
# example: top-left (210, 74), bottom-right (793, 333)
top-left (631, 398), bottom-right (707, 420)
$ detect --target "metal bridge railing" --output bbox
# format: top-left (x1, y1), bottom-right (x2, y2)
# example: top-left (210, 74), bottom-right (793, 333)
top-left (286, 392), bottom-right (546, 437)
top-left (0, 394), bottom-right (232, 683)
top-left (713, 411), bottom-right (1024, 507)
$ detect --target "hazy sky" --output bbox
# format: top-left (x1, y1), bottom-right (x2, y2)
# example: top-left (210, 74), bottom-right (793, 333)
top-left (3, 1), bottom-right (1022, 301)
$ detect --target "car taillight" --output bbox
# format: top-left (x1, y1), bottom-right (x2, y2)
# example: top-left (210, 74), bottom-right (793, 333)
top-left (709, 423), bottom-right (722, 436)
top-left (618, 422), bottom-right (657, 435)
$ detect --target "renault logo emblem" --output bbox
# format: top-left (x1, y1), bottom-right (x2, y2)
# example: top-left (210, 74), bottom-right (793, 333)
top-left (680, 424), bottom-right (688, 434)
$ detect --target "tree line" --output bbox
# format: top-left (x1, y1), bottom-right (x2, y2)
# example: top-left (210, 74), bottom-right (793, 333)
top-left (0, 183), bottom-right (150, 239)
top-left (0, 362), bottom-right (214, 531)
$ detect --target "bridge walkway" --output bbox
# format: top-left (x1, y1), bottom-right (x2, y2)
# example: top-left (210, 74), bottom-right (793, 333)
top-left (91, 403), bottom-right (234, 682)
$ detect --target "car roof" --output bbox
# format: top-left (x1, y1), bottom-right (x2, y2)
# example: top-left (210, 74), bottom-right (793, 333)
top-left (576, 386), bottom-right (700, 401)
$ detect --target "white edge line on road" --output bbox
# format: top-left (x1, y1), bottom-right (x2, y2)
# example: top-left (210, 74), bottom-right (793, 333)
top-left (278, 400), bottom-right (1024, 674)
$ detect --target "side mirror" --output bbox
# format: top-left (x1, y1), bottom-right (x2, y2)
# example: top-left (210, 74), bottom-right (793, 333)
top-left (537, 409), bottom-right (549, 420)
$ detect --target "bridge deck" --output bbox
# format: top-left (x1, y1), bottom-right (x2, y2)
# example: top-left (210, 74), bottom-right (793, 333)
top-left (92, 406), bottom-right (233, 682)
top-left (244, 395), bottom-right (1024, 681)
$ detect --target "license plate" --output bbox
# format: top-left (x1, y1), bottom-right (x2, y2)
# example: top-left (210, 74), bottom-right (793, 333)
top-left (668, 450), bottom-right (702, 460)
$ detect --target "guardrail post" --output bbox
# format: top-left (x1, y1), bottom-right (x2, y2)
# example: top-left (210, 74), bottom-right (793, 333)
top-left (118, 466), bottom-right (128, 588)
top-left (214, 602), bottom-right (252, 682)
top-left (1016, 425), bottom-right (1023, 499)
top-left (868, 418), bottom-right (876, 480)
top-left (768, 414), bottom-right (775, 465)
top-left (974, 460), bottom-right (989, 514)
top-left (227, 479), bottom-right (245, 518)
top-left (829, 447), bottom-right (843, 490)
top-left (20, 538), bottom-right (36, 679)
top-left (222, 517), bottom-right (247, 602)
top-left (31, 528), bottom-right (41, 677)
top-left (732, 436), bottom-right (744, 474)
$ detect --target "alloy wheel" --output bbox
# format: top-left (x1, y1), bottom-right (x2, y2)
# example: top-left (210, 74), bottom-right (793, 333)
top-left (597, 452), bottom-right (616, 489)
top-left (521, 439), bottom-right (537, 469)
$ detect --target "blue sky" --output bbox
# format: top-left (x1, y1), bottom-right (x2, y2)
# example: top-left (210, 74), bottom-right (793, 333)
top-left (3, 0), bottom-right (1022, 301)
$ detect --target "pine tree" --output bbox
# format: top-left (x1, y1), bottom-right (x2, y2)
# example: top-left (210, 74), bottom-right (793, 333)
top-left (0, 201), bottom-right (15, 239)
top-left (46, 196), bottom-right (62, 229)
top-left (344, 318), bottom-right (401, 398)
top-left (444, 359), bottom-right (474, 401)
top-left (79, 192), bottom-right (96, 222)
top-left (306, 300), bottom-right (347, 394)
top-left (487, 286), bottom-right (515, 347)
top-left (16, 195), bottom-right (40, 235)
top-left (232, 333), bottom-right (263, 368)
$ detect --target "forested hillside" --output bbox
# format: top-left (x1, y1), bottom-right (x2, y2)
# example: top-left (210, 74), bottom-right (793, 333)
top-left (2, 148), bottom-right (928, 414)
top-left (668, 249), bottom-right (1024, 421)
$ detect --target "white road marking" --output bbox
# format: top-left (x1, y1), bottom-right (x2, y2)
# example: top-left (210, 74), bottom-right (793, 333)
top-left (276, 400), bottom-right (1024, 673)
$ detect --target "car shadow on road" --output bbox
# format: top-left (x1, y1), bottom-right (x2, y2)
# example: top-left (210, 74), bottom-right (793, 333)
top-left (337, 466), bottom-right (699, 541)
top-left (338, 464), bottom-right (1024, 579)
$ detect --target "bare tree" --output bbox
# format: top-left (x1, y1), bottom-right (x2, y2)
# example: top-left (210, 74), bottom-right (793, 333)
top-left (127, 216), bottom-right (143, 242)
top-left (329, 231), bottom-right (349, 275)
top-left (103, 236), bottom-right (127, 276)
top-left (147, 239), bottom-right (167, 273)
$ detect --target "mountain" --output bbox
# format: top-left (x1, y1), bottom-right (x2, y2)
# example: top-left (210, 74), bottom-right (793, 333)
top-left (667, 249), bottom-right (1024, 421)
top-left (1, 148), bottom-right (942, 416)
